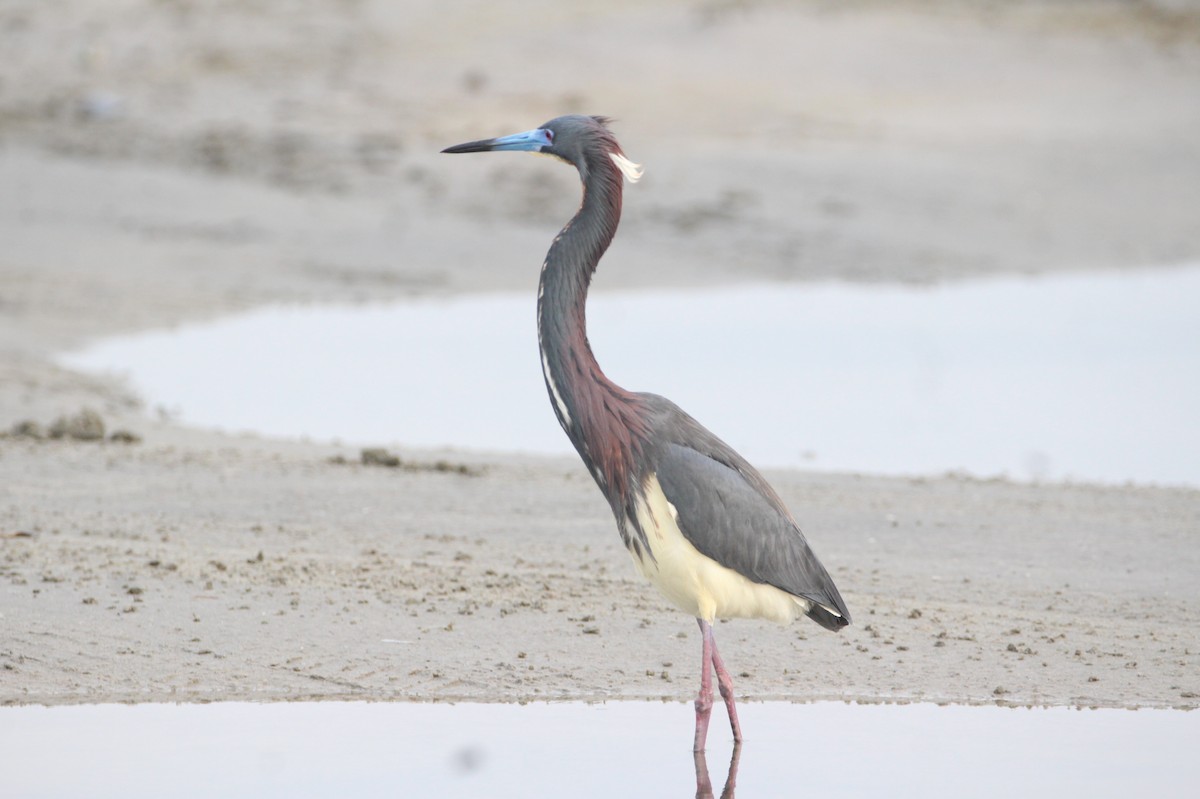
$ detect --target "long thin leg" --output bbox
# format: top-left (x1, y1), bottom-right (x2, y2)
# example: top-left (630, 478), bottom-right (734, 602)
top-left (693, 618), bottom-right (715, 752)
top-left (709, 633), bottom-right (743, 743)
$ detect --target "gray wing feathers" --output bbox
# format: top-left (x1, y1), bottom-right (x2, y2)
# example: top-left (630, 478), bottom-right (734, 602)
top-left (654, 441), bottom-right (851, 625)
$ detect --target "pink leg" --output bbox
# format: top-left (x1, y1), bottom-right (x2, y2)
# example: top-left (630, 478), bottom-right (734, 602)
top-left (709, 634), bottom-right (743, 743)
top-left (693, 619), bottom-right (715, 752)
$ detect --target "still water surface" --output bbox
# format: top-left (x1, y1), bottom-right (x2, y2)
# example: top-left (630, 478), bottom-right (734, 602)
top-left (4, 701), bottom-right (1195, 798)
top-left (61, 267), bottom-right (1200, 485)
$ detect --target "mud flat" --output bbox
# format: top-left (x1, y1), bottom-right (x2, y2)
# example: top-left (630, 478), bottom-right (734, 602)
top-left (1, 1), bottom-right (1198, 709)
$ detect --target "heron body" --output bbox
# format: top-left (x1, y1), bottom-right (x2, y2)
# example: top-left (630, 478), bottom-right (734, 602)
top-left (444, 115), bottom-right (850, 750)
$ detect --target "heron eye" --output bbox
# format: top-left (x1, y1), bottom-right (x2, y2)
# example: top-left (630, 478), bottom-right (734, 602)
top-left (544, 129), bottom-right (554, 143)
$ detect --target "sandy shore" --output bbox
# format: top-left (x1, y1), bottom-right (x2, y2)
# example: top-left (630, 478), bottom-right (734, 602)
top-left (2, 1), bottom-right (1198, 708)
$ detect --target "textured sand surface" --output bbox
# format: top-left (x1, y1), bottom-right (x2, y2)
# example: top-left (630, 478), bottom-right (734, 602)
top-left (2, 0), bottom-right (1198, 708)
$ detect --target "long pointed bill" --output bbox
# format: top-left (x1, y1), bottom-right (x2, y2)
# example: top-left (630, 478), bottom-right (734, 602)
top-left (441, 128), bottom-right (552, 154)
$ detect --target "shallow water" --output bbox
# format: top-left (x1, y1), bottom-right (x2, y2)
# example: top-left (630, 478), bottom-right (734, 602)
top-left (3, 701), bottom-right (1195, 798)
top-left (61, 266), bottom-right (1200, 485)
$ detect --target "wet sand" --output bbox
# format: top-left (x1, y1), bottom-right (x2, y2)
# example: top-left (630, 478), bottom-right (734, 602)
top-left (2, 0), bottom-right (1199, 708)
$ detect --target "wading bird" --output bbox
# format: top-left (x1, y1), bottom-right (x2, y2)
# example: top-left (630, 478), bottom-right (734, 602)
top-left (443, 116), bottom-right (850, 751)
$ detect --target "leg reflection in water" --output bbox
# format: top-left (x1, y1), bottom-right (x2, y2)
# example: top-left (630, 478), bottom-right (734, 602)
top-left (694, 743), bottom-right (742, 799)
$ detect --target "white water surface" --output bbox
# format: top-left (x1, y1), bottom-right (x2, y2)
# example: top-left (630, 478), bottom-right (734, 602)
top-left (4, 701), bottom-right (1197, 799)
top-left (61, 267), bottom-right (1200, 485)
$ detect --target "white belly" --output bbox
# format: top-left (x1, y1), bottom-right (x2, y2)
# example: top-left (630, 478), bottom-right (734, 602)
top-left (629, 474), bottom-right (812, 624)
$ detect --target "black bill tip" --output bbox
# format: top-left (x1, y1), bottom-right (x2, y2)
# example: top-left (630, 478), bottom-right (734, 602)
top-left (441, 138), bottom-right (496, 154)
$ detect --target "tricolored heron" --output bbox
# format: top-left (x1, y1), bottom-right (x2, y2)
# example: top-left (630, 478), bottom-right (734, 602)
top-left (443, 115), bottom-right (850, 751)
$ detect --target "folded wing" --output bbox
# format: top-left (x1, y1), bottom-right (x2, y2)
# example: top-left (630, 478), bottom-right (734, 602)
top-left (654, 439), bottom-right (850, 630)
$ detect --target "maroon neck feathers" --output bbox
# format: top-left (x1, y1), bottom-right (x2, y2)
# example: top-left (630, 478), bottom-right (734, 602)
top-left (536, 150), bottom-right (649, 505)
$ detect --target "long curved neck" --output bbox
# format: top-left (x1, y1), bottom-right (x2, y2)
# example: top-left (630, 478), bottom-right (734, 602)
top-left (537, 156), bottom-right (621, 386)
top-left (537, 155), bottom-right (646, 491)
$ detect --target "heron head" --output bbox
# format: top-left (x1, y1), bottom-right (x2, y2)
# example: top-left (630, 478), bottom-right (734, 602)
top-left (442, 115), bottom-right (642, 182)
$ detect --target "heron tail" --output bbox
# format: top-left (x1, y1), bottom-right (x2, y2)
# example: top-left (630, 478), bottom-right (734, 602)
top-left (806, 603), bottom-right (850, 632)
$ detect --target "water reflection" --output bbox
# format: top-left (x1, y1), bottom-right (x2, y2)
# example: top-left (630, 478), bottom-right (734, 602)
top-left (2, 700), bottom-right (1195, 798)
top-left (694, 745), bottom-right (741, 799)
